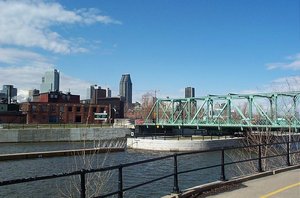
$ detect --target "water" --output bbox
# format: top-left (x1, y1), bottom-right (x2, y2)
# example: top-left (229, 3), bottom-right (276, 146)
top-left (0, 142), bottom-right (249, 198)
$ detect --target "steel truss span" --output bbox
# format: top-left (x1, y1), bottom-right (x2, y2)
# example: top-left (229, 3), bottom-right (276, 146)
top-left (142, 91), bottom-right (300, 131)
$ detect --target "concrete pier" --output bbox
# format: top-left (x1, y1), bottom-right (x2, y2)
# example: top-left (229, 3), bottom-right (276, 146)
top-left (127, 137), bottom-right (243, 151)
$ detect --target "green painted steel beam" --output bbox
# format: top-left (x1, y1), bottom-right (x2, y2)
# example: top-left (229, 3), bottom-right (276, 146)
top-left (142, 91), bottom-right (300, 130)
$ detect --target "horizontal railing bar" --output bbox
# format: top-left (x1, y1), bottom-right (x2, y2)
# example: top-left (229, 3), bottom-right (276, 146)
top-left (0, 171), bottom-right (81, 186)
top-left (178, 164), bottom-right (222, 175)
top-left (290, 150), bottom-right (300, 155)
top-left (224, 150), bottom-right (300, 167)
top-left (86, 164), bottom-right (121, 174)
top-left (224, 157), bottom-right (260, 166)
top-left (176, 147), bottom-right (225, 156)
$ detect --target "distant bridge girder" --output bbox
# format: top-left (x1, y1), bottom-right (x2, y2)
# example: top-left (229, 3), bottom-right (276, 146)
top-left (142, 91), bottom-right (300, 130)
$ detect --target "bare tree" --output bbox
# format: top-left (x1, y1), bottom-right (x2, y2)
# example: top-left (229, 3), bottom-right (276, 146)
top-left (59, 104), bottom-right (126, 197)
top-left (226, 86), bottom-right (300, 179)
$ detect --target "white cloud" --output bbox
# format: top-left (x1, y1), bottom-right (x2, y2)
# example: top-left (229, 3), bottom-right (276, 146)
top-left (240, 75), bottom-right (300, 95)
top-left (0, 1), bottom-right (121, 101)
top-left (269, 76), bottom-right (300, 92)
top-left (266, 53), bottom-right (300, 70)
top-left (0, 0), bottom-right (121, 54)
top-left (60, 74), bottom-right (92, 99)
top-left (0, 64), bottom-right (94, 102)
top-left (0, 47), bottom-right (92, 101)
top-left (0, 47), bottom-right (51, 66)
top-left (1, 65), bottom-right (54, 88)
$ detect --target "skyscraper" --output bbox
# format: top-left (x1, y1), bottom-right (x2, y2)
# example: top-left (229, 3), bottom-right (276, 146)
top-left (119, 74), bottom-right (132, 104)
top-left (0, 85), bottom-right (17, 104)
top-left (185, 87), bottom-right (195, 98)
top-left (40, 69), bottom-right (60, 93)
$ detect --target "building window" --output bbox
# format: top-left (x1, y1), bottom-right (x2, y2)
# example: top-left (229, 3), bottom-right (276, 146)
top-left (41, 105), bottom-right (47, 112)
top-left (60, 106), bottom-right (64, 113)
top-left (50, 105), bottom-right (56, 112)
top-left (49, 116), bottom-right (59, 123)
top-left (75, 115), bottom-right (81, 123)
top-left (93, 107), bottom-right (97, 112)
top-left (76, 106), bottom-right (81, 112)
top-left (100, 107), bottom-right (105, 113)
top-left (68, 106), bottom-right (72, 112)
top-left (84, 107), bottom-right (89, 112)
top-left (32, 105), bottom-right (37, 112)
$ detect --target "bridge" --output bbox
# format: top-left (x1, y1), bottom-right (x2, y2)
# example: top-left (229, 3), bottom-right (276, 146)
top-left (140, 91), bottom-right (300, 132)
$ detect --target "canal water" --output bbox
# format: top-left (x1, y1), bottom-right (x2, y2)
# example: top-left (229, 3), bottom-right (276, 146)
top-left (0, 142), bottom-right (252, 198)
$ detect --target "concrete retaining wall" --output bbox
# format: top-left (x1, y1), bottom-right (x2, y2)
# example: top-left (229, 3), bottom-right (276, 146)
top-left (0, 128), bottom-right (131, 143)
top-left (127, 138), bottom-right (243, 151)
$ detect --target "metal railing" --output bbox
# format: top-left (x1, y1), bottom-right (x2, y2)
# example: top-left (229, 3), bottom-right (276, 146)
top-left (1, 140), bottom-right (300, 198)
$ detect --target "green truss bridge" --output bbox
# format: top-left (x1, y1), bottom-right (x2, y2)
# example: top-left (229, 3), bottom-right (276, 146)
top-left (139, 91), bottom-right (300, 132)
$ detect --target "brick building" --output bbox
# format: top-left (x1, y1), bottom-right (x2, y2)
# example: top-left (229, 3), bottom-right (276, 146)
top-left (96, 97), bottom-right (124, 119)
top-left (21, 91), bottom-right (110, 124)
top-left (32, 91), bottom-right (80, 103)
top-left (20, 102), bottom-right (109, 124)
top-left (0, 104), bottom-right (26, 124)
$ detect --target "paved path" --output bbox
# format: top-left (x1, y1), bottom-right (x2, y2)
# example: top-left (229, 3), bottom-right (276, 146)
top-left (207, 169), bottom-right (300, 198)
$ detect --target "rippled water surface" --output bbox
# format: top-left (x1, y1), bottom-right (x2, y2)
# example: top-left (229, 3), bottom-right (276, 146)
top-left (0, 142), bottom-right (236, 198)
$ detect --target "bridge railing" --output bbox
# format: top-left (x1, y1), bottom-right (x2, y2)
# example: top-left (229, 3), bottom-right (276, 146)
top-left (1, 139), bottom-right (300, 198)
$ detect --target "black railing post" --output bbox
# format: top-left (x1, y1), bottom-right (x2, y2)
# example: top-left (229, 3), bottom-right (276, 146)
top-left (287, 141), bottom-right (291, 166)
top-left (173, 154), bottom-right (180, 193)
top-left (220, 148), bottom-right (226, 181)
top-left (118, 165), bottom-right (123, 198)
top-left (258, 144), bottom-right (263, 172)
top-left (80, 170), bottom-right (86, 198)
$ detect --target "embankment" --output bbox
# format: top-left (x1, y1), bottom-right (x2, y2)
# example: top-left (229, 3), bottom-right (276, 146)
top-left (0, 128), bottom-right (131, 143)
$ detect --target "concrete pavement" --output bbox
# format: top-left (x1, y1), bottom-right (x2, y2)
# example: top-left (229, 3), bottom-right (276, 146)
top-left (206, 168), bottom-right (300, 198)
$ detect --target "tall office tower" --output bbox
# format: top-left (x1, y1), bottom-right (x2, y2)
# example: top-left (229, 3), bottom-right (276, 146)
top-left (0, 85), bottom-right (17, 104)
top-left (119, 74), bottom-right (132, 104)
top-left (185, 87), bottom-right (195, 98)
top-left (40, 69), bottom-right (60, 93)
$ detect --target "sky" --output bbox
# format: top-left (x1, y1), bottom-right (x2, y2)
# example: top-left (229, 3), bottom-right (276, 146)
top-left (0, 0), bottom-right (299, 102)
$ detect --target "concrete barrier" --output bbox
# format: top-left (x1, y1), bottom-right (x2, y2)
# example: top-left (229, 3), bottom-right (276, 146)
top-left (127, 137), bottom-right (243, 151)
top-left (0, 128), bottom-right (131, 143)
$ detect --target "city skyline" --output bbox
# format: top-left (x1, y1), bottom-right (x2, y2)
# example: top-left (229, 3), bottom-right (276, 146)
top-left (0, 0), bottom-right (299, 103)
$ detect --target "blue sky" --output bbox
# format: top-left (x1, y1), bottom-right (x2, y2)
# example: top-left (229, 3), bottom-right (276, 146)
top-left (0, 0), bottom-right (299, 102)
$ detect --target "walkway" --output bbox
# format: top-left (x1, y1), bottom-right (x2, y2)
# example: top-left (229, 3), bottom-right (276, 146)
top-left (206, 168), bottom-right (300, 198)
